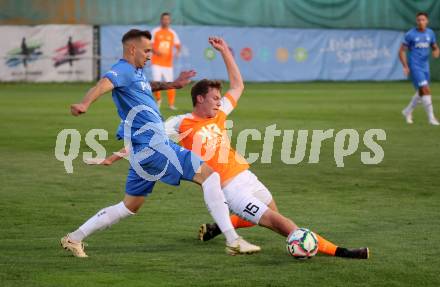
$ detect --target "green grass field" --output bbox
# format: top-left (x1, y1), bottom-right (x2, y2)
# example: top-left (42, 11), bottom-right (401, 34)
top-left (1, 82), bottom-right (439, 287)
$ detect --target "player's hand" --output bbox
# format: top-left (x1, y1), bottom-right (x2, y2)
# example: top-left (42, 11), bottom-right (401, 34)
top-left (154, 49), bottom-right (163, 57)
top-left (403, 66), bottom-right (410, 77)
top-left (71, 103), bottom-right (87, 116)
top-left (174, 70), bottom-right (197, 89)
top-left (209, 37), bottom-right (228, 53)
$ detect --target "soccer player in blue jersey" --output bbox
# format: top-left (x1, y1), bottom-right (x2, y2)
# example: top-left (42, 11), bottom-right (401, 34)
top-left (400, 12), bottom-right (440, 125)
top-left (61, 29), bottom-right (260, 257)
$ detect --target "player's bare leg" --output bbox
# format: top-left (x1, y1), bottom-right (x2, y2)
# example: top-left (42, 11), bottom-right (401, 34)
top-left (193, 163), bottom-right (260, 255)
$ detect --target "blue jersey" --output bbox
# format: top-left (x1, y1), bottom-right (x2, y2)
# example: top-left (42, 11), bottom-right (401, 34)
top-left (104, 59), bottom-right (166, 144)
top-left (402, 28), bottom-right (437, 71)
top-left (116, 120), bottom-right (124, 140)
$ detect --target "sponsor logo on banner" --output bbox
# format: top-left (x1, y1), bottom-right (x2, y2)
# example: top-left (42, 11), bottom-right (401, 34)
top-left (100, 26), bottom-right (406, 81)
top-left (5, 38), bottom-right (43, 68)
top-left (240, 47), bottom-right (253, 61)
top-left (0, 25), bottom-right (93, 82)
top-left (320, 36), bottom-right (392, 64)
top-left (258, 47), bottom-right (270, 62)
top-left (276, 47), bottom-right (289, 63)
top-left (53, 37), bottom-right (89, 67)
top-left (204, 47), bottom-right (216, 61)
top-left (293, 48), bottom-right (308, 62)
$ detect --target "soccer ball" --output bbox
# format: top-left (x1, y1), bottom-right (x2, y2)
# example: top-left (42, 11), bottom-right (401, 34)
top-left (286, 228), bottom-right (319, 259)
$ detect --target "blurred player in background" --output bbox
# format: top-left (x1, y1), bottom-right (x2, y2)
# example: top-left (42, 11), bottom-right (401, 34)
top-left (400, 12), bottom-right (440, 125)
top-left (152, 12), bottom-right (181, 110)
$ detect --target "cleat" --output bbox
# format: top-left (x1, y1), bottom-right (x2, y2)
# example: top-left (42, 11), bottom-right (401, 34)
top-left (199, 223), bottom-right (222, 242)
top-left (335, 247), bottom-right (369, 259)
top-left (60, 235), bottom-right (88, 258)
top-left (402, 110), bottom-right (413, 124)
top-left (225, 237), bottom-right (261, 256)
top-left (169, 105), bottom-right (178, 111)
top-left (429, 118), bottom-right (440, 126)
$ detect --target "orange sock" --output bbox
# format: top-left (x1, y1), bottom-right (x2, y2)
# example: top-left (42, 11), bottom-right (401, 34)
top-left (315, 233), bottom-right (338, 256)
top-left (154, 91), bottom-right (161, 101)
top-left (230, 215), bottom-right (255, 229)
top-left (168, 89), bottom-right (176, 107)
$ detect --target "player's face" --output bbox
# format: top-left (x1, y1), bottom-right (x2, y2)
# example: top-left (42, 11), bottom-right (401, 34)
top-left (416, 15), bottom-right (428, 30)
top-left (199, 88), bottom-right (222, 118)
top-left (161, 15), bottom-right (171, 28)
top-left (133, 38), bottom-right (152, 68)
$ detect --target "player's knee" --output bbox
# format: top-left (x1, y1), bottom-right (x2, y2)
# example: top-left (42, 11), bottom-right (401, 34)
top-left (424, 87), bottom-right (431, 95)
top-left (199, 163), bottom-right (215, 180)
top-left (267, 200), bottom-right (279, 212)
top-left (203, 170), bottom-right (220, 184)
top-left (192, 163), bottom-right (219, 185)
top-left (420, 86), bottom-right (430, 95)
top-left (123, 196), bottom-right (145, 213)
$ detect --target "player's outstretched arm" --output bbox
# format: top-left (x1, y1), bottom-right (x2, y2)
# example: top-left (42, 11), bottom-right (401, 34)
top-left (150, 70), bottom-right (196, 92)
top-left (71, 78), bottom-right (114, 116)
top-left (432, 43), bottom-right (440, 58)
top-left (84, 146), bottom-right (129, 166)
top-left (209, 36), bottom-right (244, 102)
top-left (398, 44), bottom-right (410, 76)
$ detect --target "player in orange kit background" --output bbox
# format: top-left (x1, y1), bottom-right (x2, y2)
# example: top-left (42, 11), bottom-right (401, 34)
top-left (151, 12), bottom-right (181, 110)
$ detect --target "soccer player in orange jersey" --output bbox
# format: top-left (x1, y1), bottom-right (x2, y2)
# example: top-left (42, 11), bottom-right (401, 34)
top-left (165, 37), bottom-right (369, 259)
top-left (151, 12), bottom-right (181, 110)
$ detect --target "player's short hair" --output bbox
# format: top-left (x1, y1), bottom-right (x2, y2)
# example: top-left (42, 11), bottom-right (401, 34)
top-left (161, 12), bottom-right (171, 18)
top-left (191, 79), bottom-right (222, 107)
top-left (416, 12), bottom-right (429, 18)
top-left (121, 29), bottom-right (151, 43)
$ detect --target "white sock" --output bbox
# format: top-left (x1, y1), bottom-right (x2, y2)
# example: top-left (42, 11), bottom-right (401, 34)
top-left (202, 173), bottom-right (238, 244)
top-left (404, 91), bottom-right (421, 114)
top-left (69, 202), bottom-right (134, 242)
top-left (421, 95), bottom-right (435, 120)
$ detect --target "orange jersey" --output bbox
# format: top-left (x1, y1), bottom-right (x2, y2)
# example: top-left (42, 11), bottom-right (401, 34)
top-left (165, 93), bottom-right (249, 183)
top-left (151, 27), bottom-right (180, 67)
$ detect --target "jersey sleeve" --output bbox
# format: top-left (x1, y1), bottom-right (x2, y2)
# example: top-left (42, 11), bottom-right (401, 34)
top-left (103, 65), bottom-right (130, 88)
top-left (172, 29), bottom-right (181, 46)
top-left (402, 31), bottom-right (412, 47)
top-left (164, 115), bottom-right (185, 142)
top-left (219, 93), bottom-right (237, 116)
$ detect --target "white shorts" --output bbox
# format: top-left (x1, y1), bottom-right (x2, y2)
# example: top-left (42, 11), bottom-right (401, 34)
top-left (151, 65), bottom-right (174, 82)
top-left (223, 170), bottom-right (273, 224)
